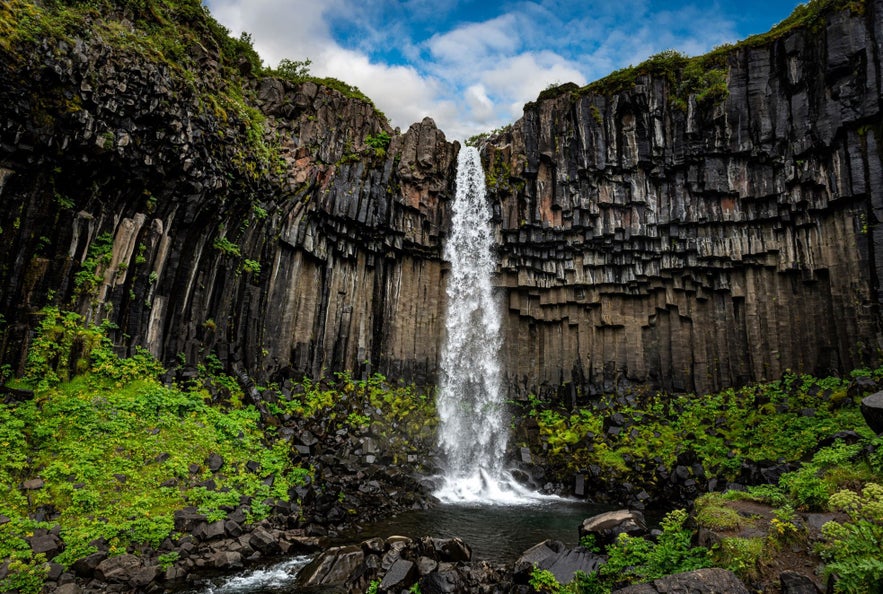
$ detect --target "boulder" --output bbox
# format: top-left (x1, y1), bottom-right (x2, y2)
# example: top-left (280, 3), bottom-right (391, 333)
top-left (21, 478), bottom-right (44, 490)
top-left (173, 507), bottom-right (207, 532)
top-left (536, 547), bottom-right (606, 585)
top-left (29, 533), bottom-right (62, 558)
top-left (207, 452), bottom-right (224, 472)
top-left (579, 510), bottom-right (647, 547)
top-left (420, 569), bottom-right (463, 594)
top-left (514, 540), bottom-right (566, 579)
top-left (428, 537), bottom-right (472, 562)
top-left (54, 584), bottom-right (81, 594)
top-left (129, 565), bottom-right (161, 588)
top-left (861, 391), bottom-right (883, 434)
top-left (209, 551), bottom-right (244, 570)
top-left (611, 568), bottom-right (750, 594)
top-left (780, 571), bottom-right (822, 594)
top-left (379, 558), bottom-right (418, 592)
top-left (194, 520), bottom-right (226, 541)
top-left (249, 526), bottom-right (281, 555)
top-left (71, 552), bottom-right (107, 578)
top-left (297, 545), bottom-right (365, 588)
top-left (94, 553), bottom-right (142, 583)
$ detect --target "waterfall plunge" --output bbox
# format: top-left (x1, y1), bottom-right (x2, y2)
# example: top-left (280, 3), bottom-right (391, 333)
top-left (433, 147), bottom-right (543, 505)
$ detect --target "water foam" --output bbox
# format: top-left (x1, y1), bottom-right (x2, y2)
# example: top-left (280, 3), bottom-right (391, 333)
top-left (196, 556), bottom-right (311, 593)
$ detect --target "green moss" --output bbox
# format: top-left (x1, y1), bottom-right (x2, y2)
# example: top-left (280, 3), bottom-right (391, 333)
top-left (695, 493), bottom-right (743, 531)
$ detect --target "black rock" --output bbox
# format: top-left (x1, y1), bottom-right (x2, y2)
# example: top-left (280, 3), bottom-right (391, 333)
top-left (861, 391), bottom-right (883, 434)
top-left (420, 569), bottom-right (463, 594)
top-left (94, 554), bottom-right (142, 583)
top-left (379, 558), bottom-right (418, 592)
top-left (207, 452), bottom-right (224, 472)
top-left (538, 547), bottom-right (606, 585)
top-left (71, 552), bottom-right (107, 577)
top-left (780, 570), bottom-right (822, 594)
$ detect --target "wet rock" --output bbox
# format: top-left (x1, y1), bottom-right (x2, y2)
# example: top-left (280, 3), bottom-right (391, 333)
top-left (379, 558), bottom-right (418, 592)
top-left (579, 510), bottom-right (647, 547)
top-left (538, 547), bottom-right (606, 585)
top-left (297, 545), bottom-right (365, 588)
top-left (419, 568), bottom-right (463, 594)
top-left (611, 568), bottom-right (750, 593)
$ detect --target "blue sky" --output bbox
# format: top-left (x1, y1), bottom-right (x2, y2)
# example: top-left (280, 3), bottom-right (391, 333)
top-left (205, 0), bottom-right (807, 140)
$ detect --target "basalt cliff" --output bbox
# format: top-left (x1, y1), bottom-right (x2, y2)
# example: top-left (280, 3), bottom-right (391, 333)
top-left (1, 0), bottom-right (882, 399)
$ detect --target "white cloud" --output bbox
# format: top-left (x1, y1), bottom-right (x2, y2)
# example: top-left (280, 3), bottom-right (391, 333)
top-left (204, 0), bottom-right (743, 140)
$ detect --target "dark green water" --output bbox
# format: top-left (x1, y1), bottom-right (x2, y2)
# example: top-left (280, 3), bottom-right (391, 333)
top-left (347, 499), bottom-right (608, 561)
top-left (191, 499), bottom-right (608, 593)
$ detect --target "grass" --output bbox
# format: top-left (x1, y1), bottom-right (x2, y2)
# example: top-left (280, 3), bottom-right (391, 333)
top-left (521, 368), bottom-right (875, 488)
top-left (0, 308), bottom-right (309, 592)
top-left (0, 306), bottom-right (437, 593)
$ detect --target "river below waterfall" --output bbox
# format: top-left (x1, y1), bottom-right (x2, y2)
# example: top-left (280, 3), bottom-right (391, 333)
top-left (188, 499), bottom-right (609, 593)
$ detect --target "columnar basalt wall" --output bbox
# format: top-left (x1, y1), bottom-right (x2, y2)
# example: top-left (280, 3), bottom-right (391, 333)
top-left (485, 4), bottom-right (883, 398)
top-left (0, 26), bottom-right (455, 384)
top-left (2, 2), bottom-right (883, 398)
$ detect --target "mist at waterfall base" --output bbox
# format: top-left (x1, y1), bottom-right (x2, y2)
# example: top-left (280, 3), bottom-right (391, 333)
top-left (433, 146), bottom-right (550, 505)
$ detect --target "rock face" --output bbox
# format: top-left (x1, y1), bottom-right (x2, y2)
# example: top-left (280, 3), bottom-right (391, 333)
top-left (1, 1), bottom-right (882, 398)
top-left (484, 3), bottom-right (883, 397)
top-left (0, 5), bottom-right (454, 387)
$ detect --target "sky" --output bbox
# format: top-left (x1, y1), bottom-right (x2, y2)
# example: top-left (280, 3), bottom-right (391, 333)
top-left (204, 0), bottom-right (808, 140)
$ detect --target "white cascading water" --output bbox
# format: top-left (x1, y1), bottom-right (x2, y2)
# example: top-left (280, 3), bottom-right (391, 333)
top-left (434, 147), bottom-right (542, 505)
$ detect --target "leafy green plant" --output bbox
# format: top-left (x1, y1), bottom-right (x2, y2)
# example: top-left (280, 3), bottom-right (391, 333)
top-left (242, 258), bottom-right (261, 274)
top-left (530, 567), bottom-right (562, 594)
top-left (213, 235), bottom-right (241, 257)
top-left (714, 537), bottom-right (766, 583)
top-left (158, 551), bottom-right (180, 570)
top-left (365, 131), bottom-right (391, 157)
top-left (820, 483), bottom-right (883, 592)
top-left (598, 509), bottom-right (710, 587)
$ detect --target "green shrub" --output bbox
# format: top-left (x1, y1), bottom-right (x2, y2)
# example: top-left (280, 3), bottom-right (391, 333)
top-left (820, 483), bottom-right (883, 593)
top-left (598, 509), bottom-right (710, 587)
top-left (530, 567), bottom-right (561, 594)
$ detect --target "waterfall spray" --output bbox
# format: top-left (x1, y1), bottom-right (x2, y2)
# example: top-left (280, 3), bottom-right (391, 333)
top-left (434, 147), bottom-right (540, 504)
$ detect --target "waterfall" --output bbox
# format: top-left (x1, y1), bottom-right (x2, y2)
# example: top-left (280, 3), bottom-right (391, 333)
top-left (434, 146), bottom-right (539, 504)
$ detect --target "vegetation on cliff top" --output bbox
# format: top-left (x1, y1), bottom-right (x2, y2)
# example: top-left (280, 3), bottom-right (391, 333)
top-left (529, 0), bottom-right (864, 111)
